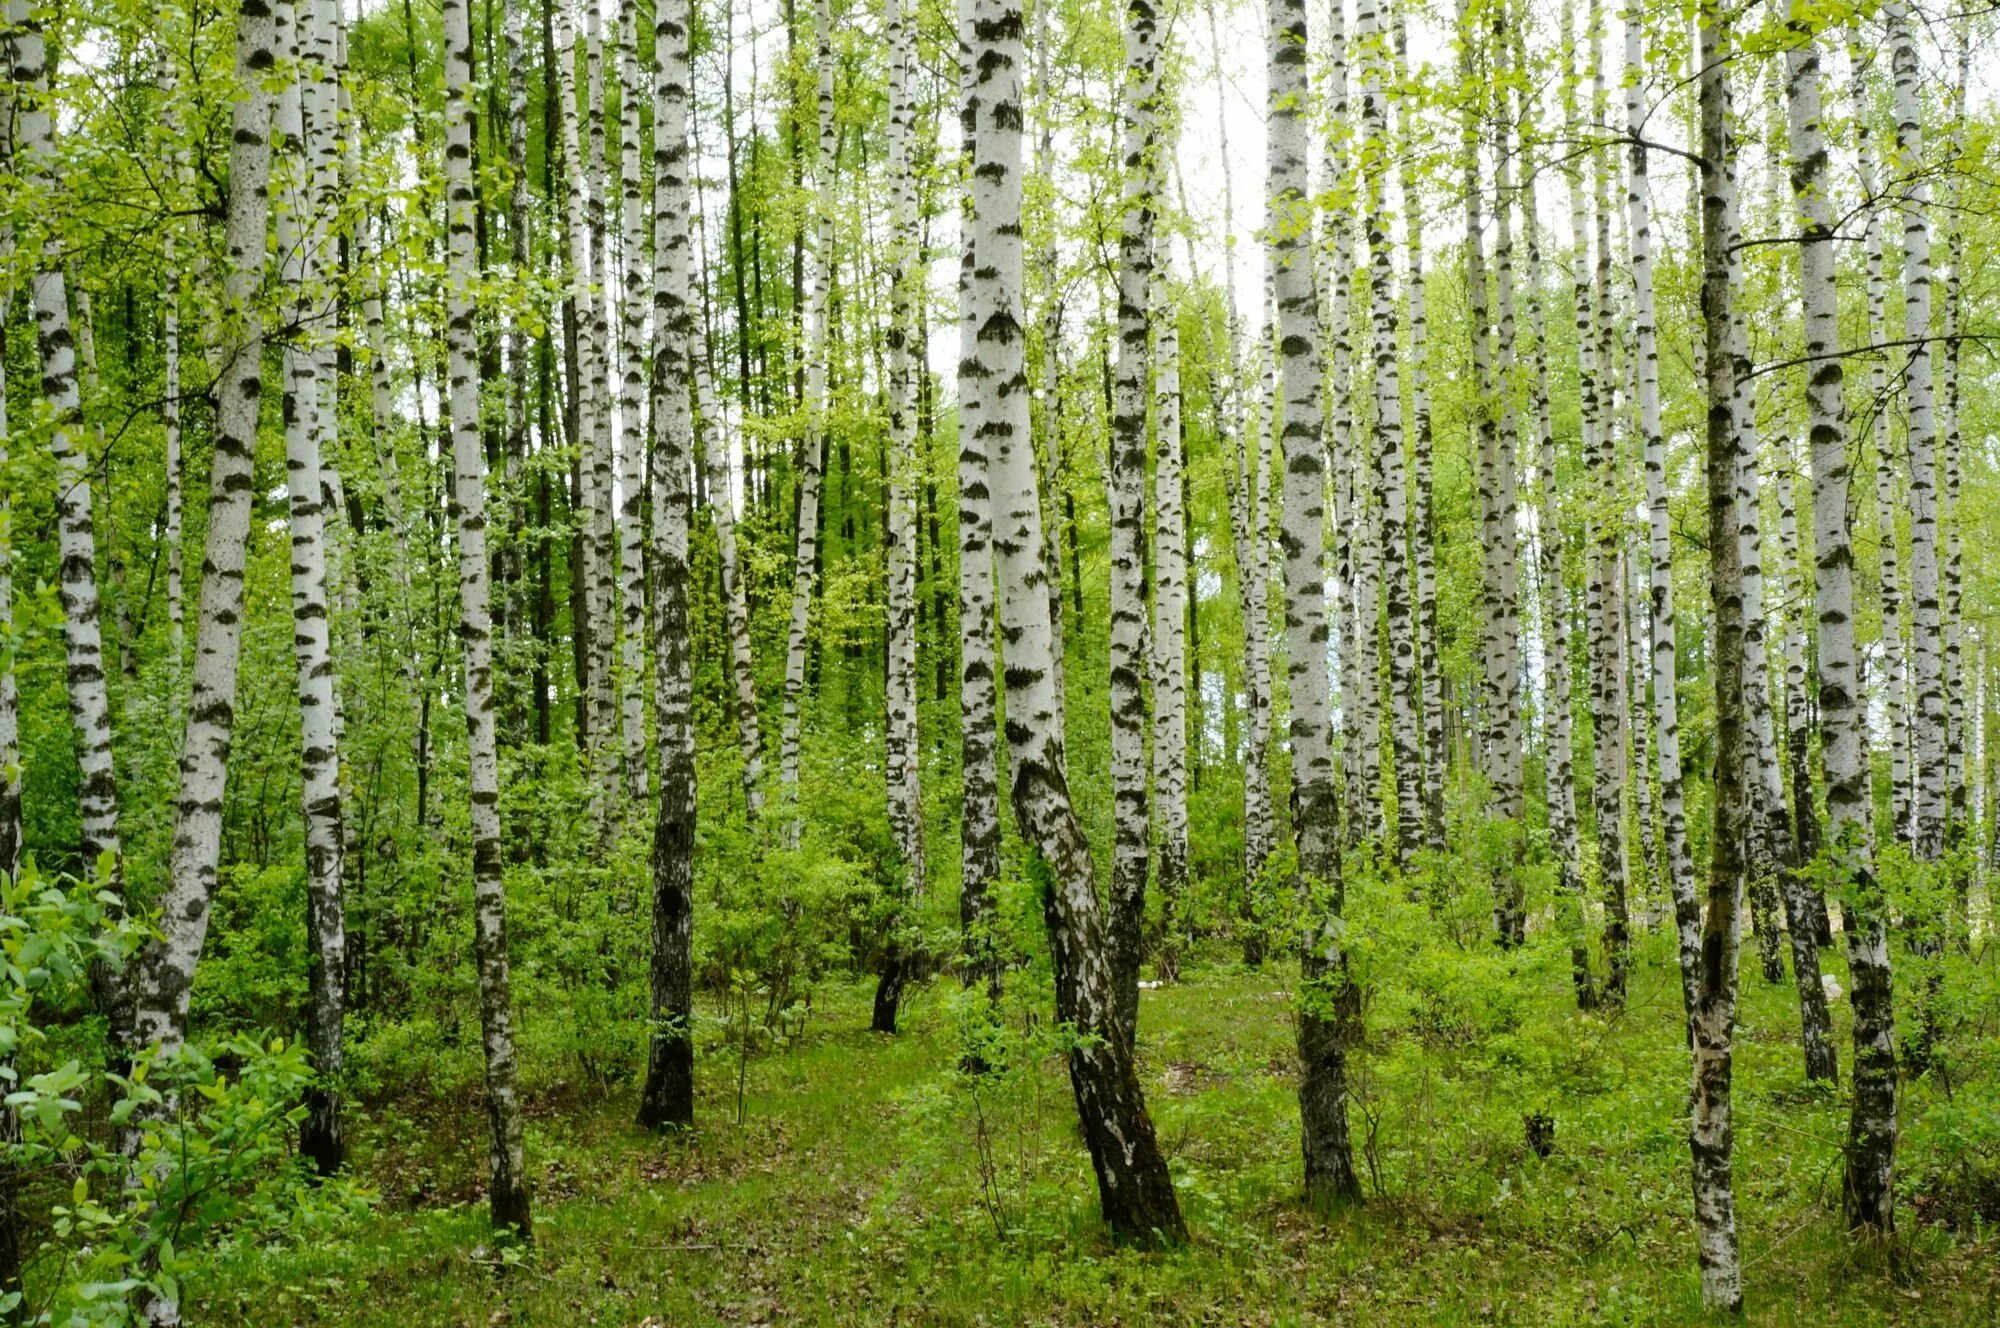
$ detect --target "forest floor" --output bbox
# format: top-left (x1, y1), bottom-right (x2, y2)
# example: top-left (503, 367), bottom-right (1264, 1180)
top-left (196, 940), bottom-right (1999, 1326)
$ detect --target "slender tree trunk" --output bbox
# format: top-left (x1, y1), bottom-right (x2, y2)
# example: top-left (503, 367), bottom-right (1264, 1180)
top-left (445, 0), bottom-right (532, 1234)
top-left (156, 33), bottom-right (186, 667)
top-left (1517, 36), bottom-right (1594, 1010)
top-left (582, 0), bottom-right (618, 817)
top-left (12, 5), bottom-right (122, 891)
top-left (1152, 260), bottom-right (1190, 976)
top-left (777, 0), bottom-right (836, 846)
top-left (1620, 0), bottom-right (1696, 1025)
top-left (955, 0), bottom-right (1002, 999)
top-left (1692, 15), bottom-right (1744, 1305)
top-left (1886, 1), bottom-right (1944, 883)
top-left (1467, 0), bottom-right (1523, 947)
top-left (614, 0), bottom-right (650, 804)
top-left (1847, 43), bottom-right (1909, 846)
top-left (973, 0), bottom-right (1183, 1242)
top-left (1106, 0), bottom-right (1160, 1044)
top-left (1795, 19), bottom-right (1898, 1238)
top-left (637, 0), bottom-right (699, 1130)
top-left (1393, 12), bottom-right (1445, 855)
top-left (128, 0), bottom-right (276, 1077)
top-left (874, 0), bottom-right (925, 1035)
top-left (1358, 0), bottom-right (1418, 873)
top-left (1271, 0), bottom-right (1360, 1209)
top-left (275, 0), bottom-right (348, 1171)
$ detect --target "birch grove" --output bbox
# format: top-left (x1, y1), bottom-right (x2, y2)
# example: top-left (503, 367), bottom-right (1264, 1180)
top-left (0, 0), bottom-right (1996, 1316)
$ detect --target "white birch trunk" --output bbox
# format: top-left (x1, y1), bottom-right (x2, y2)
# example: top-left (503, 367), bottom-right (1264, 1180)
top-left (614, 1), bottom-right (650, 804)
top-left (1152, 262), bottom-right (1190, 968)
top-left (444, 0), bottom-right (531, 1232)
top-left (1271, 0), bottom-right (1359, 1207)
top-left (779, 0), bottom-right (836, 847)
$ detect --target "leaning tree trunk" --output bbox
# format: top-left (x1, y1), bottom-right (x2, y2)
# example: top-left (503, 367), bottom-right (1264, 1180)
top-left (12, 5), bottom-right (122, 892)
top-left (1358, 0), bottom-right (1420, 873)
top-left (1107, 0), bottom-right (1161, 1046)
top-left (128, 0), bottom-right (277, 1074)
top-left (971, 0), bottom-right (1184, 1244)
top-left (1620, 0), bottom-right (1697, 1027)
top-left (1465, 1), bottom-right (1524, 948)
top-left (954, 0), bottom-right (1002, 998)
top-left (444, 0), bottom-right (531, 1234)
top-left (274, 0), bottom-right (347, 1171)
top-left (613, 1), bottom-right (651, 804)
top-left (1152, 260), bottom-right (1191, 976)
top-left (1784, 3), bottom-right (1892, 1230)
top-left (1271, 0), bottom-right (1360, 1210)
top-left (1692, 13), bottom-right (1744, 1306)
top-left (779, 0), bottom-right (836, 847)
top-left (874, 0), bottom-right (925, 1036)
top-left (637, 0), bottom-right (700, 1131)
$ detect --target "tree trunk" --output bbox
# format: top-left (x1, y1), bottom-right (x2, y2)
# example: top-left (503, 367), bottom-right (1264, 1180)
top-left (1271, 0), bottom-right (1360, 1209)
top-left (1467, 2), bottom-right (1523, 948)
top-left (1692, 16), bottom-right (1744, 1306)
top-left (445, 0), bottom-right (532, 1234)
top-left (638, 0), bottom-right (699, 1130)
top-left (1392, 11), bottom-right (1445, 855)
top-left (13, 6), bottom-right (122, 893)
top-left (275, 0), bottom-right (348, 1172)
top-left (779, 0), bottom-right (836, 846)
top-left (1152, 262), bottom-right (1190, 976)
top-left (129, 0), bottom-right (277, 1073)
top-left (1358, 0), bottom-right (1419, 874)
top-left (973, 0), bottom-right (1183, 1243)
top-left (614, 0), bottom-right (651, 804)
top-left (875, 0), bottom-right (925, 1035)
top-left (1107, 0), bottom-right (1160, 1045)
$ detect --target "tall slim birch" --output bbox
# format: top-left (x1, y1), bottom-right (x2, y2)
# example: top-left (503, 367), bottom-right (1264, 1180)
top-left (780, 0), bottom-right (836, 846)
top-left (1272, 0), bottom-right (1360, 1208)
top-left (614, 1), bottom-right (650, 803)
top-left (445, 0), bottom-right (532, 1233)
top-left (1152, 260), bottom-right (1190, 969)
top-left (638, 0), bottom-right (699, 1129)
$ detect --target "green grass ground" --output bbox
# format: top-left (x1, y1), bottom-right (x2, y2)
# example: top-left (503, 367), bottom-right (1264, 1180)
top-left (195, 942), bottom-right (1998, 1326)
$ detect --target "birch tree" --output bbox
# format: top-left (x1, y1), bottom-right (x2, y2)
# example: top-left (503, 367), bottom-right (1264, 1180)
top-left (444, 0), bottom-right (531, 1233)
top-left (972, 0), bottom-right (1184, 1241)
top-left (1271, 0), bottom-right (1359, 1209)
top-left (11, 0), bottom-right (121, 888)
top-left (1107, 0), bottom-right (1161, 1042)
top-left (1152, 258), bottom-right (1191, 972)
top-left (614, 0), bottom-right (651, 804)
top-left (638, 0), bottom-right (700, 1130)
top-left (1691, 8), bottom-right (1744, 1303)
top-left (1782, 0), bottom-right (1894, 1232)
top-left (875, 0), bottom-right (925, 1035)
top-left (779, 0), bottom-right (837, 845)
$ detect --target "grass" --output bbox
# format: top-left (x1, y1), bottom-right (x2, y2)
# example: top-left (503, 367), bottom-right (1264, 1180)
top-left (194, 937), bottom-right (1999, 1326)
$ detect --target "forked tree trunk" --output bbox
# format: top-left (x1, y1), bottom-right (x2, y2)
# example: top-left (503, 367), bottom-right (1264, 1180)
top-left (444, 0), bottom-right (531, 1234)
top-left (972, 0), bottom-right (1183, 1243)
top-left (1271, 0), bottom-right (1360, 1210)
